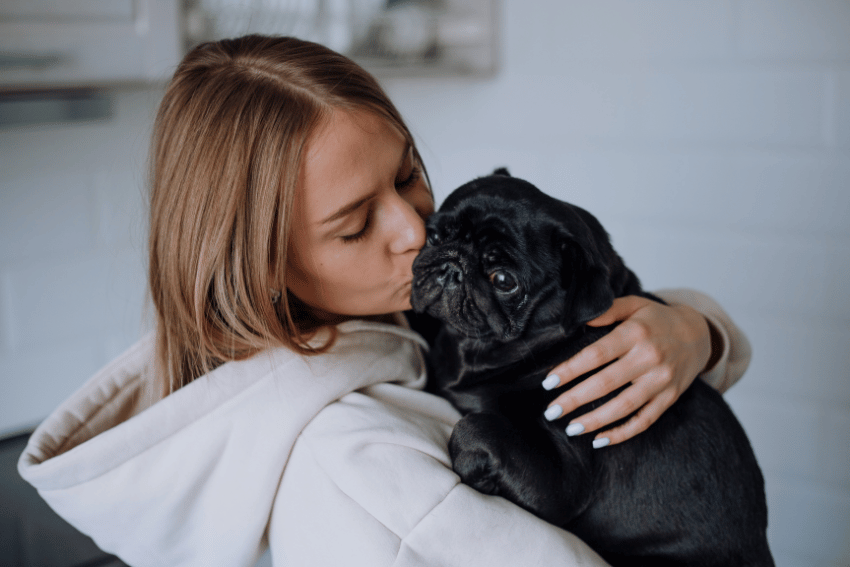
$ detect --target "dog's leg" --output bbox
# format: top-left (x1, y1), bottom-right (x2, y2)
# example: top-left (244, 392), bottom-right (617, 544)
top-left (449, 411), bottom-right (593, 526)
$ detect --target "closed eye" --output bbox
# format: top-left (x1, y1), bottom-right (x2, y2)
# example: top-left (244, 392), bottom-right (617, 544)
top-left (340, 205), bottom-right (374, 243)
top-left (340, 146), bottom-right (420, 244)
top-left (395, 165), bottom-right (421, 191)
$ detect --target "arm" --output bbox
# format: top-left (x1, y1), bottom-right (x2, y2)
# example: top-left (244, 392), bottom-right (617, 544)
top-left (542, 289), bottom-right (751, 447)
top-left (654, 288), bottom-right (752, 393)
top-left (268, 387), bottom-right (611, 567)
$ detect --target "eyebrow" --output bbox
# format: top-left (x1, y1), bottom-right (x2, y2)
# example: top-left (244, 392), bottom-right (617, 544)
top-left (318, 142), bottom-right (413, 226)
top-left (320, 193), bottom-right (376, 225)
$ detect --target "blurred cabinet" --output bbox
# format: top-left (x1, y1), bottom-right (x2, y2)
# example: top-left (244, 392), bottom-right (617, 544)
top-left (186, 0), bottom-right (499, 77)
top-left (0, 0), bottom-right (182, 91)
top-left (0, 0), bottom-right (497, 91)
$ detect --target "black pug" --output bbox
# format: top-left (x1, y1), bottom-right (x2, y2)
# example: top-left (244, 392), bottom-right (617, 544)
top-left (410, 170), bottom-right (773, 567)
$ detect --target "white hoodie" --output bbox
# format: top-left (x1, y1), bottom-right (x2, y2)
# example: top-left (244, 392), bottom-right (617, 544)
top-left (18, 290), bottom-right (750, 567)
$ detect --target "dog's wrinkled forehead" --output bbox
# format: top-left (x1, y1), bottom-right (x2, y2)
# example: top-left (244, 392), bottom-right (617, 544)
top-left (429, 194), bottom-right (527, 246)
top-left (428, 176), bottom-right (566, 257)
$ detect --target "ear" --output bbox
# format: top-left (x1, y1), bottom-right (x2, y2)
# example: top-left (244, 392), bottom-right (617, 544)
top-left (492, 167), bottom-right (511, 177)
top-left (559, 238), bottom-right (615, 329)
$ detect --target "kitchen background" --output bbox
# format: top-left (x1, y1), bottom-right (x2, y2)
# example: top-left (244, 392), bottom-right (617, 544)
top-left (1, 1), bottom-right (849, 566)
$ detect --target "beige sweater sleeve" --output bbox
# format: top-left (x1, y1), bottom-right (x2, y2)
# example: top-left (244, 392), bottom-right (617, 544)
top-left (654, 288), bottom-right (752, 393)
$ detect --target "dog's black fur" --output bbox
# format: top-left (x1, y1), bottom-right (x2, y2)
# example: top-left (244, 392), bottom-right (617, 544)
top-left (411, 170), bottom-right (773, 567)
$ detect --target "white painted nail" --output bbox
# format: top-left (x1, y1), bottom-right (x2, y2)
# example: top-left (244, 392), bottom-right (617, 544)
top-left (565, 423), bottom-right (585, 436)
top-left (541, 374), bottom-right (560, 390)
top-left (544, 405), bottom-right (563, 421)
top-left (592, 437), bottom-right (610, 449)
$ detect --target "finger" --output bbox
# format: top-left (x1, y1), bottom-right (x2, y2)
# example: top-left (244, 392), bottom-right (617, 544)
top-left (586, 295), bottom-right (646, 327)
top-left (543, 325), bottom-right (633, 391)
top-left (547, 352), bottom-right (653, 417)
top-left (561, 372), bottom-right (668, 435)
top-left (591, 390), bottom-right (677, 447)
top-left (544, 315), bottom-right (658, 391)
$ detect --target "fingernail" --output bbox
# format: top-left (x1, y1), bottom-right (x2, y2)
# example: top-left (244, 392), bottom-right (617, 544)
top-left (544, 405), bottom-right (563, 421)
top-left (565, 422), bottom-right (585, 436)
top-left (592, 437), bottom-right (610, 449)
top-left (541, 374), bottom-right (560, 390)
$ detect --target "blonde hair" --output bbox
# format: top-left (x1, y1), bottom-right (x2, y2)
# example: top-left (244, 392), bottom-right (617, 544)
top-left (148, 35), bottom-right (425, 393)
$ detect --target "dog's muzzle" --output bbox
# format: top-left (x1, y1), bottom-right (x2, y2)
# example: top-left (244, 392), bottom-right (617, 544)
top-left (435, 261), bottom-right (463, 289)
top-left (410, 265), bottom-right (446, 313)
top-left (411, 252), bottom-right (466, 314)
top-left (411, 254), bottom-right (496, 337)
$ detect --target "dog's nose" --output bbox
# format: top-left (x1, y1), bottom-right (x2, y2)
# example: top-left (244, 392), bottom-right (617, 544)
top-left (436, 262), bottom-right (463, 289)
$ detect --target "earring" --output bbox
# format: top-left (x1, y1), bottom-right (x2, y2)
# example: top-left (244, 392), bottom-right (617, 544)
top-left (270, 289), bottom-right (281, 305)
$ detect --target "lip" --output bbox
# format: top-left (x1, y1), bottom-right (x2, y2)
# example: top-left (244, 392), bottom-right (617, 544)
top-left (398, 280), bottom-right (415, 310)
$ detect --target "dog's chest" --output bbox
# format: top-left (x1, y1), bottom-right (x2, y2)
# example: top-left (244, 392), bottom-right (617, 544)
top-left (431, 325), bottom-right (611, 416)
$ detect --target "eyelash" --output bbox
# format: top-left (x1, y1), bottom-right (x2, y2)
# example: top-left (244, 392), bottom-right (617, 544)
top-left (340, 205), bottom-right (373, 243)
top-left (396, 165), bottom-right (421, 191)
top-left (340, 165), bottom-right (422, 244)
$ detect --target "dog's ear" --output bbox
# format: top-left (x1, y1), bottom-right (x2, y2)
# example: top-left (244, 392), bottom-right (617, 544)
top-left (492, 167), bottom-right (511, 177)
top-left (558, 231), bottom-right (615, 329)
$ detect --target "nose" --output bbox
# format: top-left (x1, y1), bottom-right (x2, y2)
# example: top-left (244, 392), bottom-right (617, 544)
top-left (387, 192), bottom-right (427, 255)
top-left (436, 261), bottom-right (463, 289)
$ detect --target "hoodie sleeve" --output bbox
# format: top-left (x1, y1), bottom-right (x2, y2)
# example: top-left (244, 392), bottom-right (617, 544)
top-left (654, 288), bottom-right (752, 393)
top-left (268, 388), bottom-right (610, 567)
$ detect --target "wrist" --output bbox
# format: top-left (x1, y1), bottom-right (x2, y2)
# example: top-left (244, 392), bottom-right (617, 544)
top-left (669, 302), bottom-right (713, 375)
top-left (701, 317), bottom-right (723, 374)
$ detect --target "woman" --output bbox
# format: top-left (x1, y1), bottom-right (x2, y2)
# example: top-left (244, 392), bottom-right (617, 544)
top-left (19, 35), bottom-right (750, 566)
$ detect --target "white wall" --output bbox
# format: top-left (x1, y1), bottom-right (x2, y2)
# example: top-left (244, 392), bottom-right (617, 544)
top-left (1, 1), bottom-right (848, 566)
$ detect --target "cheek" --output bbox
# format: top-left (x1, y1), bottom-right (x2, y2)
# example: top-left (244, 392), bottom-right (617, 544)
top-left (316, 248), bottom-right (382, 294)
top-left (286, 233), bottom-right (340, 298)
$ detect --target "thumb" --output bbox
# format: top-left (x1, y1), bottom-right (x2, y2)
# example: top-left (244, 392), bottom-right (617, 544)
top-left (586, 296), bottom-right (643, 327)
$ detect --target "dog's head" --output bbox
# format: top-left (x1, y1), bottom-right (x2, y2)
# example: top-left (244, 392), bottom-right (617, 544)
top-left (411, 170), bottom-right (621, 342)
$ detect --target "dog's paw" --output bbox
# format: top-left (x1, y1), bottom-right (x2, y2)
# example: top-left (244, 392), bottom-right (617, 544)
top-left (451, 445), bottom-right (504, 495)
top-left (449, 412), bottom-right (514, 496)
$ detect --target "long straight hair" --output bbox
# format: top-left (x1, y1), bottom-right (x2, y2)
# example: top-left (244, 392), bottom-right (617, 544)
top-left (148, 35), bottom-right (426, 393)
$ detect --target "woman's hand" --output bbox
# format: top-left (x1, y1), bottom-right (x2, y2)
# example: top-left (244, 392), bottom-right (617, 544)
top-left (542, 295), bottom-right (714, 448)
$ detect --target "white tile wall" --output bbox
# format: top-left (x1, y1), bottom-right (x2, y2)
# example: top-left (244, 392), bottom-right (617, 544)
top-left (0, 1), bottom-right (847, 565)
top-left (837, 70), bottom-right (850, 148)
top-left (738, 0), bottom-right (850, 61)
top-left (635, 70), bottom-right (826, 147)
top-left (507, 0), bottom-right (737, 63)
top-left (0, 88), bottom-right (158, 432)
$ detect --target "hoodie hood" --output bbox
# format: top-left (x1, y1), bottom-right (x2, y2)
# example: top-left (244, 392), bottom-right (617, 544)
top-left (18, 317), bottom-right (428, 567)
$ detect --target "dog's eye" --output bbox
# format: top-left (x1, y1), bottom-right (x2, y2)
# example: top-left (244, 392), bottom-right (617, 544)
top-left (427, 230), bottom-right (441, 246)
top-left (489, 270), bottom-right (519, 293)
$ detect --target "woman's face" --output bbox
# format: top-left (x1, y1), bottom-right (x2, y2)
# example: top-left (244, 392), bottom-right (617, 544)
top-left (287, 109), bottom-right (434, 321)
